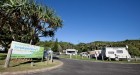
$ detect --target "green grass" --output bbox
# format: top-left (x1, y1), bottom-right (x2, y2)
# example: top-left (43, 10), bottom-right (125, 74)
top-left (60, 55), bottom-right (140, 64)
top-left (0, 53), bottom-right (7, 60)
top-left (0, 54), bottom-right (61, 72)
top-left (0, 60), bottom-right (60, 72)
top-left (60, 54), bottom-right (97, 61)
top-left (60, 54), bottom-right (95, 60)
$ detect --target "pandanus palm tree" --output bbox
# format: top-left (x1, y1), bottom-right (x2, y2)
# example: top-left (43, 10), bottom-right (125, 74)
top-left (0, 0), bottom-right (63, 51)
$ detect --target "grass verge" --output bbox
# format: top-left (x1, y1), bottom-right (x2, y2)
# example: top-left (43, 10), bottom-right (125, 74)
top-left (0, 53), bottom-right (7, 60)
top-left (60, 55), bottom-right (140, 64)
top-left (0, 57), bottom-right (61, 72)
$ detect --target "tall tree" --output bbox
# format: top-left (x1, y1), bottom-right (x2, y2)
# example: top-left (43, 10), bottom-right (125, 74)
top-left (52, 39), bottom-right (59, 52)
top-left (0, 0), bottom-right (63, 51)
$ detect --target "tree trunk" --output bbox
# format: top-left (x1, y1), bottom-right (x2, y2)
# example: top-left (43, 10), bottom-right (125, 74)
top-left (30, 39), bottom-right (32, 45)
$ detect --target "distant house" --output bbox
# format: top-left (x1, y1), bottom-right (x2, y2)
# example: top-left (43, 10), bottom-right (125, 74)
top-left (65, 49), bottom-right (78, 55)
top-left (88, 50), bottom-right (102, 58)
top-left (101, 47), bottom-right (131, 60)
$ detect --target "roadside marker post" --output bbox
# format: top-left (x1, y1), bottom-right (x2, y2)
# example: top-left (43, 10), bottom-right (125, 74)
top-left (135, 56), bottom-right (137, 61)
top-left (102, 55), bottom-right (104, 61)
top-left (88, 54), bottom-right (91, 59)
top-left (76, 54), bottom-right (77, 59)
top-left (70, 54), bottom-right (72, 59)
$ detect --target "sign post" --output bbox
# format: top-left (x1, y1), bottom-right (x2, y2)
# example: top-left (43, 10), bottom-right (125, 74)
top-left (4, 49), bottom-right (12, 68)
top-left (47, 49), bottom-right (53, 63)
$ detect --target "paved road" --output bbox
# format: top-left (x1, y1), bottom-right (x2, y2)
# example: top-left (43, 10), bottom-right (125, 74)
top-left (28, 59), bottom-right (140, 75)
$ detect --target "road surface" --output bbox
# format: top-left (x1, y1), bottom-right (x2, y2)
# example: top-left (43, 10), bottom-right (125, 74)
top-left (28, 59), bottom-right (140, 75)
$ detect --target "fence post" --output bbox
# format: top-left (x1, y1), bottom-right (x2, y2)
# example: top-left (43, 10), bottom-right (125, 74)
top-left (135, 56), bottom-right (137, 61)
top-left (31, 62), bottom-right (34, 67)
top-left (95, 56), bottom-right (97, 60)
top-left (76, 54), bottom-right (77, 59)
top-left (102, 55), bottom-right (104, 61)
top-left (70, 54), bottom-right (72, 59)
top-left (109, 56), bottom-right (111, 61)
top-left (88, 54), bottom-right (90, 59)
top-left (126, 56), bottom-right (130, 62)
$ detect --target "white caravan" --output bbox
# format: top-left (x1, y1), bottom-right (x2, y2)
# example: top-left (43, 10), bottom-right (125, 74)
top-left (65, 49), bottom-right (78, 55)
top-left (101, 47), bottom-right (131, 59)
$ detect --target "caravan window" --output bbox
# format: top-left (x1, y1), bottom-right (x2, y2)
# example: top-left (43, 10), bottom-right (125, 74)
top-left (108, 51), bottom-right (114, 54)
top-left (67, 51), bottom-right (75, 53)
top-left (116, 50), bottom-right (123, 53)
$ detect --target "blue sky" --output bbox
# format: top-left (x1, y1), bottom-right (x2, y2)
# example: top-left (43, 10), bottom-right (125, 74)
top-left (39, 0), bottom-right (140, 44)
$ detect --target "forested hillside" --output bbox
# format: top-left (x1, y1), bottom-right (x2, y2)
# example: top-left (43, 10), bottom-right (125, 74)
top-left (37, 39), bottom-right (140, 56)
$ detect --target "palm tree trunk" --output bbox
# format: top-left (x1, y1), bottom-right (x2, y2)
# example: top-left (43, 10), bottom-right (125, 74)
top-left (30, 39), bottom-right (32, 45)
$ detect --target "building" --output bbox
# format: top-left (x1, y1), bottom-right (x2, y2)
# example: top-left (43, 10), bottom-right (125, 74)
top-left (88, 50), bottom-right (102, 58)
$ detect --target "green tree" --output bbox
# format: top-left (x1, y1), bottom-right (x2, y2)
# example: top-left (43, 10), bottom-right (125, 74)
top-left (0, 0), bottom-right (63, 51)
top-left (52, 39), bottom-right (59, 52)
top-left (37, 39), bottom-right (140, 56)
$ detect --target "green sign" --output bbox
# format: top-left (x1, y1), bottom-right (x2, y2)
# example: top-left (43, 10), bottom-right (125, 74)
top-left (11, 41), bottom-right (44, 58)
